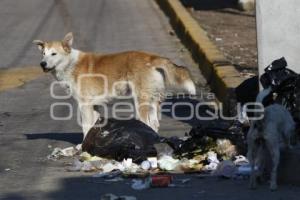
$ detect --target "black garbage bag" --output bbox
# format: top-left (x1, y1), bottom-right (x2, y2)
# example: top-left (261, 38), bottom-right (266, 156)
top-left (260, 57), bottom-right (298, 89)
top-left (235, 58), bottom-right (298, 108)
top-left (235, 75), bottom-right (259, 106)
top-left (82, 118), bottom-right (161, 163)
top-left (166, 120), bottom-right (247, 158)
top-left (235, 76), bottom-right (259, 117)
top-left (259, 57), bottom-right (300, 114)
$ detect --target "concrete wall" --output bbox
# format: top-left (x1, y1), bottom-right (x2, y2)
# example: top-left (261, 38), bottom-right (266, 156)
top-left (257, 0), bottom-right (300, 74)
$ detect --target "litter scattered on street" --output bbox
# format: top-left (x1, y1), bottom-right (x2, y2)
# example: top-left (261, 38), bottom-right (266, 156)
top-left (140, 160), bottom-right (151, 170)
top-left (131, 175), bottom-right (173, 190)
top-left (48, 146), bottom-right (77, 160)
top-left (157, 155), bottom-right (179, 171)
top-left (213, 160), bottom-right (237, 178)
top-left (131, 179), bottom-right (151, 190)
top-left (47, 115), bottom-right (261, 190)
top-left (204, 151), bottom-right (219, 171)
top-left (101, 193), bottom-right (137, 200)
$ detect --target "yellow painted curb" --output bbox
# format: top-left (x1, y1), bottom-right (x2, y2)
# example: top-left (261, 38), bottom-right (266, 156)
top-left (156, 0), bottom-right (246, 113)
top-left (0, 66), bottom-right (45, 92)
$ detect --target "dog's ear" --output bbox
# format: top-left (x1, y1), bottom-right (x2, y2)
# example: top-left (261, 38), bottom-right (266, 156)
top-left (63, 32), bottom-right (73, 47)
top-left (32, 40), bottom-right (44, 51)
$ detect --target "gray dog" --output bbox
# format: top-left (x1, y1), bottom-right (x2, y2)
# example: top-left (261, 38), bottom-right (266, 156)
top-left (247, 102), bottom-right (295, 191)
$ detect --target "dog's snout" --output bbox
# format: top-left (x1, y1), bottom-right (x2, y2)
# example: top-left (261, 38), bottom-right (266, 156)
top-left (40, 61), bottom-right (47, 68)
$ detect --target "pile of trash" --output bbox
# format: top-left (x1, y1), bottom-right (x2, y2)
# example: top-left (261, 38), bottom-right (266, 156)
top-left (49, 145), bottom-right (252, 189)
top-left (48, 118), bottom-right (253, 189)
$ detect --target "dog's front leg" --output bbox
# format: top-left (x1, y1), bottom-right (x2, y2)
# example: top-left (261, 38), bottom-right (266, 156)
top-left (79, 104), bottom-right (99, 139)
top-left (248, 145), bottom-right (258, 189)
top-left (283, 129), bottom-right (294, 150)
top-left (247, 126), bottom-right (258, 189)
top-left (137, 99), bottom-right (160, 132)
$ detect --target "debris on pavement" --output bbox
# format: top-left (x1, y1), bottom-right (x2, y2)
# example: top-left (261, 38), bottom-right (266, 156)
top-left (179, 178), bottom-right (191, 184)
top-left (140, 160), bottom-right (151, 170)
top-left (104, 177), bottom-right (124, 182)
top-left (169, 121), bottom-right (246, 158)
top-left (215, 139), bottom-right (237, 160)
top-left (147, 157), bottom-right (158, 169)
top-left (131, 175), bottom-right (173, 190)
top-left (101, 193), bottom-right (137, 200)
top-left (93, 170), bottom-right (122, 178)
top-left (234, 155), bottom-right (249, 166)
top-left (67, 158), bottom-right (98, 172)
top-left (213, 160), bottom-right (237, 178)
top-left (131, 179), bottom-right (151, 190)
top-left (48, 146), bottom-right (77, 160)
top-left (48, 115), bottom-right (263, 190)
top-left (150, 175), bottom-right (173, 187)
top-left (157, 155), bottom-right (180, 171)
top-left (49, 118), bottom-right (251, 179)
top-left (203, 151), bottom-right (219, 171)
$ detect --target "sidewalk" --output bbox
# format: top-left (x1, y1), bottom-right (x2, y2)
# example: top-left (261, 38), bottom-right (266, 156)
top-left (183, 0), bottom-right (258, 76)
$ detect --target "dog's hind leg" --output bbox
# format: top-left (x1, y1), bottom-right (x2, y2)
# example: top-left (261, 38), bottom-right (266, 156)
top-left (266, 138), bottom-right (280, 191)
top-left (283, 127), bottom-right (294, 149)
top-left (256, 145), bottom-right (267, 183)
top-left (149, 101), bottom-right (160, 132)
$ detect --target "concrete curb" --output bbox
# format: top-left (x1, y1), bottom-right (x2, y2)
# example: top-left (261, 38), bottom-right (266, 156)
top-left (156, 0), bottom-right (245, 113)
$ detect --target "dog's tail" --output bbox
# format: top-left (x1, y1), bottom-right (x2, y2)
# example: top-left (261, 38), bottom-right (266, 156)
top-left (256, 87), bottom-right (272, 104)
top-left (252, 87), bottom-right (272, 130)
top-left (155, 61), bottom-right (196, 95)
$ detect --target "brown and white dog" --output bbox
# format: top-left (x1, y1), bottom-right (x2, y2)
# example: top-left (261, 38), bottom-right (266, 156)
top-left (33, 33), bottom-right (196, 138)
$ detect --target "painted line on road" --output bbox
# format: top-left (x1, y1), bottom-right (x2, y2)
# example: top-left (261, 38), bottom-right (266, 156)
top-left (0, 66), bottom-right (45, 92)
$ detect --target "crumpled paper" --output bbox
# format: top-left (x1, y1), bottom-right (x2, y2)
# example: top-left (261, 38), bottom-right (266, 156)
top-left (203, 151), bottom-right (220, 171)
top-left (158, 155), bottom-right (180, 171)
top-left (48, 147), bottom-right (77, 160)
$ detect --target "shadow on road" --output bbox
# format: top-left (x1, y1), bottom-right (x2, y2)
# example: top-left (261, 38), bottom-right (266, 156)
top-left (25, 132), bottom-right (83, 145)
top-left (0, 194), bottom-right (26, 200)
top-left (24, 97), bottom-right (214, 144)
top-left (181, 0), bottom-right (238, 10)
top-left (1, 174), bottom-right (203, 200)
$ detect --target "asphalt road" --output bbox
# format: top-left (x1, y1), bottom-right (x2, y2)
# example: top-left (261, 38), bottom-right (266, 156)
top-left (0, 0), bottom-right (299, 200)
